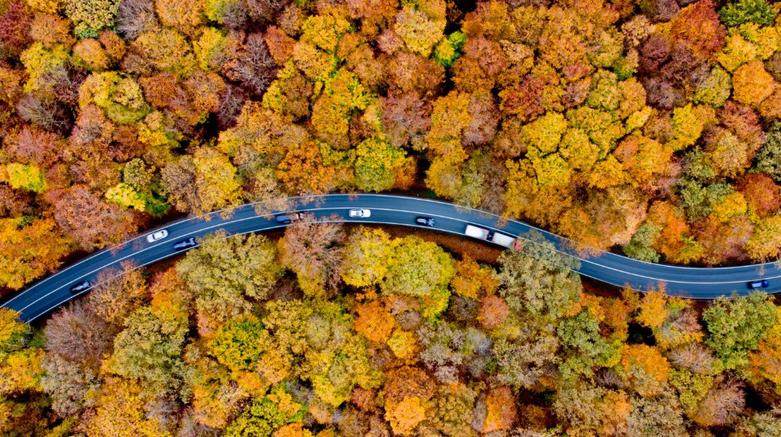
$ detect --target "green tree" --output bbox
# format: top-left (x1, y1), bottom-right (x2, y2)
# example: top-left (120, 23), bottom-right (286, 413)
top-left (339, 227), bottom-right (393, 287)
top-left (122, 158), bottom-right (154, 192)
top-left (557, 310), bottom-right (621, 379)
top-left (0, 308), bottom-right (31, 358)
top-left (677, 178), bottom-right (733, 221)
top-left (353, 138), bottom-right (407, 192)
top-left (493, 328), bottom-right (560, 391)
top-left (394, 2), bottom-right (446, 57)
top-left (2, 163), bottom-right (46, 193)
top-left (105, 182), bottom-right (146, 211)
top-left (209, 315), bottom-right (267, 374)
top-left (693, 67), bottom-right (732, 107)
top-left (64, 0), bottom-right (120, 37)
top-left (126, 28), bottom-right (197, 76)
top-left (668, 104), bottom-right (713, 151)
top-left (719, 0), bottom-right (776, 27)
top-left (0, 308), bottom-right (46, 434)
top-left (626, 389), bottom-right (687, 436)
top-left (0, 308), bottom-right (44, 399)
top-left (382, 236), bottom-right (455, 320)
top-left (19, 42), bottom-right (69, 94)
top-left (103, 306), bottom-right (187, 398)
top-left (162, 147), bottom-right (243, 215)
top-left (429, 383), bottom-right (478, 436)
top-left (746, 215), bottom-right (781, 259)
top-left (754, 123), bottom-right (781, 182)
top-left (309, 68), bottom-right (369, 148)
top-left (203, 0), bottom-right (245, 26)
top-left (553, 383), bottom-right (632, 436)
top-left (191, 147), bottom-right (243, 213)
top-left (176, 232), bottom-right (283, 332)
top-left (119, 159), bottom-right (170, 217)
top-left (433, 31), bottom-right (466, 67)
top-left (225, 392), bottom-right (305, 437)
top-left (78, 72), bottom-right (150, 124)
top-left (383, 236), bottom-right (455, 298)
top-left (262, 299), bottom-right (381, 407)
top-left (624, 224), bottom-right (661, 263)
top-left (703, 293), bottom-right (777, 369)
top-left (194, 27), bottom-right (229, 71)
top-left (497, 233), bottom-right (580, 323)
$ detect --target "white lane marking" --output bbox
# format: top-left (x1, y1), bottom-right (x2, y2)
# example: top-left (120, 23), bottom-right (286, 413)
top-left (20, 203), bottom-right (379, 313)
top-left (8, 192), bottom-right (774, 309)
top-left (12, 193), bottom-right (781, 319)
top-left (22, 205), bottom-right (773, 319)
top-left (365, 194), bottom-right (778, 272)
top-left (3, 197), bottom-right (287, 306)
top-left (354, 208), bottom-right (781, 285)
top-left (25, 219), bottom-right (563, 322)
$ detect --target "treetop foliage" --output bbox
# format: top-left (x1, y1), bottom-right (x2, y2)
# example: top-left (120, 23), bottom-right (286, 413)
top-left (2, 1), bottom-right (781, 433)
top-left (3, 0), bottom-right (781, 293)
top-left (3, 228), bottom-right (781, 434)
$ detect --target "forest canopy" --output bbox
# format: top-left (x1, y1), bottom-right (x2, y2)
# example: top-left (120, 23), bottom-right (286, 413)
top-left (3, 0), bottom-right (781, 293)
top-left (3, 226), bottom-right (781, 435)
top-left (5, 0), bottom-right (781, 434)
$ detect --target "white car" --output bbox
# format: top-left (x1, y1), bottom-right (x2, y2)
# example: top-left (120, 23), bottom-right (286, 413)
top-left (348, 208), bottom-right (371, 218)
top-left (146, 229), bottom-right (169, 243)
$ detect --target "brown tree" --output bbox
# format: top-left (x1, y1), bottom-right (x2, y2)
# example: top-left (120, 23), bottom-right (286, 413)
top-left (44, 301), bottom-right (115, 368)
top-left (693, 377), bottom-right (745, 427)
top-left (739, 173), bottom-right (781, 217)
top-left (278, 215), bottom-right (345, 298)
top-left (48, 185), bottom-right (139, 251)
top-left (222, 32), bottom-right (279, 98)
top-left (86, 265), bottom-right (148, 326)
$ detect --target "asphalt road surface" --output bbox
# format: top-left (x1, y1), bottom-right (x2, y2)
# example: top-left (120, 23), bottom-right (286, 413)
top-left (3, 194), bottom-right (779, 322)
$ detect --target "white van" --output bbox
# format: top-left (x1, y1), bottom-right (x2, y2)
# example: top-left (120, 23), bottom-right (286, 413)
top-left (464, 225), bottom-right (515, 248)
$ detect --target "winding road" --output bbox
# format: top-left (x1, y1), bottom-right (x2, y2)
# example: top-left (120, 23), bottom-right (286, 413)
top-left (2, 194), bottom-right (779, 322)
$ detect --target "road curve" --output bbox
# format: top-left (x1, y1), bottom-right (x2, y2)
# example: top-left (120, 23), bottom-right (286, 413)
top-left (2, 194), bottom-right (779, 322)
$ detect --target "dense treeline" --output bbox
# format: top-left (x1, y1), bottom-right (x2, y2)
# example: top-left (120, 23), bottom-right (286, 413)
top-left (3, 0), bottom-right (781, 293)
top-left (2, 224), bottom-right (781, 435)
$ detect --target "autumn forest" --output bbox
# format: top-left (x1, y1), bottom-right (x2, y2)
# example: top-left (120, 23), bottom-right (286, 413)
top-left (4, 223), bottom-right (781, 435)
top-left (4, 0), bottom-right (781, 434)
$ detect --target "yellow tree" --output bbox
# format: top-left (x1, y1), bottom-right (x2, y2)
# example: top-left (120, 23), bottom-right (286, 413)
top-left (85, 378), bottom-right (171, 437)
top-left (0, 218), bottom-right (71, 290)
top-left (340, 227), bottom-right (393, 288)
top-left (0, 309), bottom-right (47, 435)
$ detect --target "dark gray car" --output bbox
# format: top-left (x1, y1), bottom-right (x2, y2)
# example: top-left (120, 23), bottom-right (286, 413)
top-left (173, 237), bottom-right (197, 250)
top-left (69, 280), bottom-right (91, 294)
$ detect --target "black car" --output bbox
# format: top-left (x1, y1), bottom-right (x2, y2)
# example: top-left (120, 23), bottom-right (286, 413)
top-left (748, 279), bottom-right (769, 289)
top-left (69, 280), bottom-right (91, 294)
top-left (415, 216), bottom-right (435, 227)
top-left (173, 237), bottom-right (198, 250)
